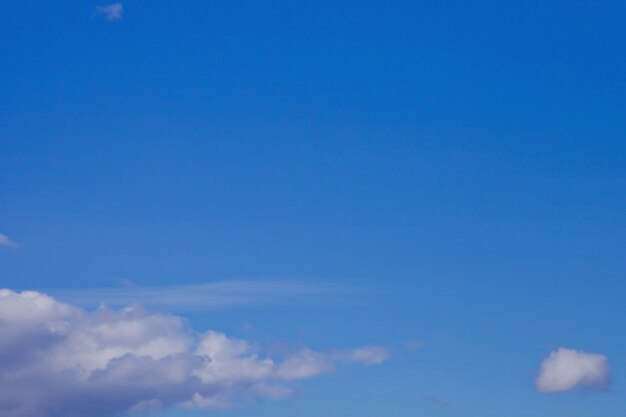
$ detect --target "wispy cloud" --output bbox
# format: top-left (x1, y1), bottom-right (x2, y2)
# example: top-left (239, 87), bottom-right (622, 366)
top-left (0, 289), bottom-right (387, 417)
top-left (332, 346), bottom-right (389, 365)
top-left (423, 395), bottom-right (450, 407)
top-left (0, 234), bottom-right (18, 248)
top-left (50, 280), bottom-right (338, 311)
top-left (95, 3), bottom-right (123, 21)
top-left (535, 347), bottom-right (610, 393)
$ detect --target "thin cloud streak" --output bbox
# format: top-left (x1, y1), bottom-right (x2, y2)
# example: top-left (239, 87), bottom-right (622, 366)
top-left (50, 281), bottom-right (340, 311)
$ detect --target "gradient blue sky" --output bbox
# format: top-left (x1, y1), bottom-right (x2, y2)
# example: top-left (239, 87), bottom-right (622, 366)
top-left (2, 1), bottom-right (626, 416)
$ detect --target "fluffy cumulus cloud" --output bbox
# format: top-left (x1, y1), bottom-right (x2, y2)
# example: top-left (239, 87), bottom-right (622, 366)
top-left (535, 347), bottom-right (610, 393)
top-left (0, 289), bottom-right (387, 417)
top-left (95, 3), bottom-right (124, 20)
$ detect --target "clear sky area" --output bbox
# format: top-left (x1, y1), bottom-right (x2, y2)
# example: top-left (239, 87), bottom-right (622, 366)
top-left (2, 1), bottom-right (626, 416)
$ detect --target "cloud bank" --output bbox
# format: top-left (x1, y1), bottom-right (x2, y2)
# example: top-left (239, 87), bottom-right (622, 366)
top-left (0, 289), bottom-right (387, 417)
top-left (535, 347), bottom-right (610, 393)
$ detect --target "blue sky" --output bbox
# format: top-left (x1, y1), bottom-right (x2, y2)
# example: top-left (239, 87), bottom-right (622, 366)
top-left (1, 1), bottom-right (626, 416)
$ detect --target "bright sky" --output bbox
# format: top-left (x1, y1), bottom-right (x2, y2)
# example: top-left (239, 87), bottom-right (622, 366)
top-left (2, 1), bottom-right (626, 416)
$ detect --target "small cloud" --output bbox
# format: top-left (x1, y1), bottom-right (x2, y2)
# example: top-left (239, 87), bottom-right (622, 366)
top-left (275, 349), bottom-right (335, 380)
top-left (95, 3), bottom-right (123, 21)
top-left (535, 347), bottom-right (610, 393)
top-left (423, 395), bottom-right (450, 407)
top-left (128, 399), bottom-right (163, 414)
top-left (405, 339), bottom-right (425, 351)
top-left (333, 346), bottom-right (389, 365)
top-left (181, 393), bottom-right (230, 411)
top-left (0, 234), bottom-right (18, 248)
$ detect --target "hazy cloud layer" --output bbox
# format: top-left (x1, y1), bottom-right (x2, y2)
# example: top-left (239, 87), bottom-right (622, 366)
top-left (0, 289), bottom-right (387, 417)
top-left (95, 3), bottom-right (123, 20)
top-left (535, 347), bottom-right (610, 393)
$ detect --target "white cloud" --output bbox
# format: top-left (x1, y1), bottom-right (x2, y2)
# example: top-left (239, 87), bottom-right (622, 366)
top-left (535, 347), bottom-right (610, 393)
top-left (0, 289), bottom-right (75, 324)
top-left (95, 3), bottom-right (123, 21)
top-left (0, 289), bottom-right (387, 417)
top-left (0, 234), bottom-right (18, 248)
